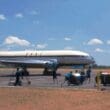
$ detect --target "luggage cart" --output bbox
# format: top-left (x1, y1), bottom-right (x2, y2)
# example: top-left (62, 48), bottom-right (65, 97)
top-left (61, 73), bottom-right (85, 87)
top-left (8, 70), bottom-right (16, 86)
top-left (100, 73), bottom-right (110, 86)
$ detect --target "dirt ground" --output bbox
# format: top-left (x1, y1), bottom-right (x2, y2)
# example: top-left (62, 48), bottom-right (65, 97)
top-left (0, 88), bottom-right (110, 110)
top-left (0, 68), bottom-right (110, 110)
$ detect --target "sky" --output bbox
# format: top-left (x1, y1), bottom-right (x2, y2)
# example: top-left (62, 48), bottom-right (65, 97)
top-left (0, 0), bottom-right (110, 65)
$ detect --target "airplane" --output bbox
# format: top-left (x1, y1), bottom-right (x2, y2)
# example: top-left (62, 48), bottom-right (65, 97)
top-left (0, 50), bottom-right (95, 74)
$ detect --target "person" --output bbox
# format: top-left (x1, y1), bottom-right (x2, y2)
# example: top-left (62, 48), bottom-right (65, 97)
top-left (14, 68), bottom-right (22, 86)
top-left (80, 69), bottom-right (85, 76)
top-left (80, 69), bottom-right (86, 84)
top-left (95, 72), bottom-right (102, 90)
top-left (52, 70), bottom-right (58, 84)
top-left (86, 66), bottom-right (92, 83)
top-left (61, 71), bottom-right (73, 87)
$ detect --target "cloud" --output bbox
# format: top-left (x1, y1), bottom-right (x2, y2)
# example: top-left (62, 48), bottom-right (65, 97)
top-left (36, 44), bottom-right (47, 49)
top-left (95, 48), bottom-right (104, 53)
top-left (0, 14), bottom-right (6, 20)
top-left (107, 40), bottom-right (110, 45)
top-left (87, 38), bottom-right (103, 45)
top-left (15, 13), bottom-right (24, 18)
top-left (64, 37), bottom-right (71, 41)
top-left (4, 36), bottom-right (30, 46)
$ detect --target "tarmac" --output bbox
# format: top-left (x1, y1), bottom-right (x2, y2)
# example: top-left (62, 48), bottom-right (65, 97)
top-left (0, 68), bottom-right (110, 91)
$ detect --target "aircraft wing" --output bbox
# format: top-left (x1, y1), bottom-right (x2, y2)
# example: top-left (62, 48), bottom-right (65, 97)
top-left (0, 59), bottom-right (58, 68)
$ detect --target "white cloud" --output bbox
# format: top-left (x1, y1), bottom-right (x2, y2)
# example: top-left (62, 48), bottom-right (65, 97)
top-left (107, 40), bottom-right (110, 45)
top-left (64, 37), bottom-right (71, 41)
top-left (87, 38), bottom-right (103, 45)
top-left (0, 14), bottom-right (6, 20)
top-left (15, 13), bottom-right (23, 18)
top-left (95, 48), bottom-right (104, 53)
top-left (4, 36), bottom-right (30, 46)
top-left (36, 44), bottom-right (47, 49)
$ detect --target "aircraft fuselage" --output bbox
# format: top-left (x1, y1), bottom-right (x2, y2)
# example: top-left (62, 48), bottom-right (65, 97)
top-left (0, 50), bottom-right (94, 68)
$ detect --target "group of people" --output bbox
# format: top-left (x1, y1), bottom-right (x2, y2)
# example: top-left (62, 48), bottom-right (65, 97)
top-left (61, 67), bottom-right (92, 86)
top-left (13, 66), bottom-right (110, 90)
top-left (52, 66), bottom-right (92, 86)
top-left (13, 66), bottom-right (92, 86)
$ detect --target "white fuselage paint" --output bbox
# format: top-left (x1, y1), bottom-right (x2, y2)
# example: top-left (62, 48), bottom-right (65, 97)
top-left (0, 50), bottom-right (94, 66)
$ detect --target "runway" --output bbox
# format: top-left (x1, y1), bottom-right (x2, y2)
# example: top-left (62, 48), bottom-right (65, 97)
top-left (0, 68), bottom-right (110, 90)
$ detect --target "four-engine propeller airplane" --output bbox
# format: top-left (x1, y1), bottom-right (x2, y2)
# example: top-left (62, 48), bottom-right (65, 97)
top-left (0, 50), bottom-right (95, 74)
